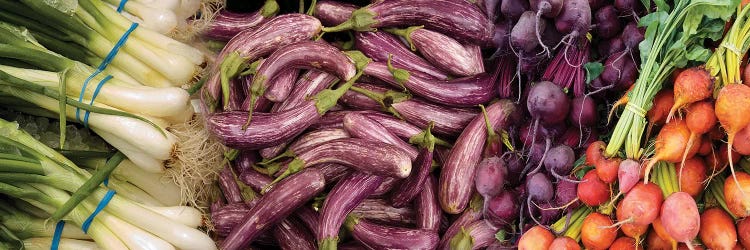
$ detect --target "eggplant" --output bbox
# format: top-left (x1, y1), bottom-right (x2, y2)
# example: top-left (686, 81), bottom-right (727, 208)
top-left (317, 172), bottom-right (384, 249)
top-left (264, 69), bottom-right (301, 103)
top-left (202, 0), bottom-right (279, 41)
top-left (312, 163), bottom-right (352, 183)
top-left (345, 82), bottom-right (478, 136)
top-left (287, 128), bottom-right (351, 155)
top-left (344, 216), bottom-right (439, 250)
top-left (218, 165), bottom-right (243, 203)
top-left (341, 83), bottom-right (387, 110)
top-left (239, 169), bottom-right (272, 192)
top-left (314, 0), bottom-right (358, 26)
top-left (247, 41), bottom-right (357, 114)
top-left (415, 175), bottom-right (442, 232)
top-left (363, 61), bottom-right (496, 107)
top-left (275, 138), bottom-right (413, 180)
top-left (204, 14), bottom-right (322, 111)
top-left (220, 168), bottom-right (325, 250)
top-left (439, 100), bottom-right (517, 214)
top-left (355, 31), bottom-right (449, 80)
top-left (438, 195), bottom-right (484, 249)
top-left (273, 217), bottom-right (317, 250)
top-left (387, 27), bottom-right (484, 77)
top-left (240, 75), bottom-right (273, 112)
top-left (343, 112), bottom-right (418, 159)
top-left (362, 112), bottom-right (424, 140)
top-left (211, 203), bottom-right (251, 237)
top-left (390, 125), bottom-right (437, 207)
top-left (233, 150), bottom-right (259, 175)
top-left (352, 199), bottom-right (416, 226)
top-left (325, 0), bottom-right (494, 45)
top-left (443, 220), bottom-right (499, 250)
top-left (294, 206), bottom-right (320, 236)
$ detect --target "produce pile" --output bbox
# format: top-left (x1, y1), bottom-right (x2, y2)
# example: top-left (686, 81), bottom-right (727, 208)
top-left (2, 0), bottom-right (750, 249)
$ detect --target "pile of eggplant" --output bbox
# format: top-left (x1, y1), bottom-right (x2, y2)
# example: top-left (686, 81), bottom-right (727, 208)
top-left (199, 0), bottom-right (645, 249)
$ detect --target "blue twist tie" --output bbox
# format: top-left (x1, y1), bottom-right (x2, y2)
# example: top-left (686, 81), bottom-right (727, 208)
top-left (117, 0), bottom-right (128, 13)
top-left (81, 189), bottom-right (116, 233)
top-left (50, 221), bottom-right (65, 250)
top-left (75, 22), bottom-right (138, 126)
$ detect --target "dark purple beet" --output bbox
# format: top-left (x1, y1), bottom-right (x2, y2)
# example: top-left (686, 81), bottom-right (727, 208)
top-left (526, 172), bottom-right (555, 202)
top-left (355, 31), bottom-right (449, 80)
top-left (503, 152), bottom-right (525, 186)
top-left (543, 144), bottom-right (576, 178)
top-left (313, 0), bottom-right (358, 26)
top-left (317, 172), bottom-right (384, 248)
top-left (344, 217), bottom-right (439, 250)
top-left (501, 0), bottom-right (530, 20)
top-left (589, 0), bottom-right (606, 10)
top-left (492, 20), bottom-right (513, 52)
top-left (598, 36), bottom-right (626, 58)
top-left (535, 202), bottom-right (562, 225)
top-left (220, 168), bottom-right (325, 250)
top-left (204, 14), bottom-right (322, 110)
top-left (569, 96), bottom-right (598, 127)
top-left (621, 22), bottom-right (645, 49)
top-left (554, 176), bottom-right (581, 212)
top-left (511, 11), bottom-right (544, 53)
top-left (485, 190), bottom-right (520, 227)
top-left (351, 199), bottom-right (417, 227)
top-left (202, 0), bottom-right (279, 41)
top-left (601, 51), bottom-right (628, 86)
top-left (527, 81), bottom-right (571, 125)
top-left (554, 0), bottom-right (591, 37)
top-left (617, 55), bottom-right (638, 91)
top-left (326, 0), bottom-right (494, 45)
top-left (474, 157), bottom-right (508, 198)
top-left (594, 6), bottom-right (622, 39)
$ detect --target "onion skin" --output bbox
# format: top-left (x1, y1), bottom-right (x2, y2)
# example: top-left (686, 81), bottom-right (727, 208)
top-left (220, 168), bottom-right (325, 250)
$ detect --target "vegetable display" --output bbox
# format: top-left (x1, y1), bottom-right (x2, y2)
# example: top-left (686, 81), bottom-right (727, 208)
top-left (4, 0), bottom-right (750, 249)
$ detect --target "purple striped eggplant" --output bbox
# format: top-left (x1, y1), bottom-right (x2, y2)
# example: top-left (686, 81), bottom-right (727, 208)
top-left (273, 217), bottom-right (317, 250)
top-left (204, 14), bottom-right (322, 111)
top-left (314, 0), bottom-right (358, 26)
top-left (211, 203), bottom-right (251, 237)
top-left (347, 82), bottom-right (478, 136)
top-left (317, 172), bottom-right (384, 249)
top-left (389, 124), bottom-right (436, 207)
top-left (439, 100), bottom-right (516, 214)
top-left (239, 169), bottom-right (272, 192)
top-left (220, 168), bottom-right (325, 250)
top-left (363, 61), bottom-right (496, 107)
top-left (246, 41), bottom-right (357, 119)
top-left (438, 194), bottom-right (484, 249)
top-left (339, 241), bottom-right (369, 250)
top-left (362, 112), bottom-right (423, 140)
top-left (324, 0), bottom-right (494, 45)
top-left (416, 175), bottom-right (442, 232)
top-left (351, 199), bottom-right (416, 226)
top-left (386, 27), bottom-right (484, 77)
top-left (233, 150), bottom-right (259, 175)
top-left (312, 163), bottom-right (352, 183)
top-left (202, 0), bottom-right (279, 41)
top-left (273, 138), bottom-right (412, 182)
top-left (264, 69), bottom-right (300, 102)
top-left (444, 220), bottom-right (499, 250)
top-left (343, 112), bottom-right (418, 159)
top-left (355, 31), bottom-right (449, 80)
top-left (294, 206), bottom-right (320, 236)
top-left (240, 75), bottom-right (273, 112)
top-left (260, 127), bottom-right (349, 159)
top-left (341, 84), bottom-right (386, 110)
top-left (344, 216), bottom-right (439, 250)
top-left (219, 165), bottom-right (243, 203)
top-left (370, 177), bottom-right (398, 197)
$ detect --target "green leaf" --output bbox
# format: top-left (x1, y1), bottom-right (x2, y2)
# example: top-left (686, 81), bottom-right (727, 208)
top-left (583, 62), bottom-right (604, 84)
top-left (653, 0), bottom-right (668, 12)
top-left (495, 230), bottom-right (507, 243)
top-left (638, 11), bottom-right (668, 64)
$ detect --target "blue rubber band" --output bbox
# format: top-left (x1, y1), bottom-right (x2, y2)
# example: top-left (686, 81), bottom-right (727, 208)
top-left (116, 0), bottom-right (128, 13)
top-left (50, 221), bottom-right (65, 250)
top-left (80, 189), bottom-right (116, 233)
top-left (75, 22), bottom-right (138, 126)
top-left (103, 177), bottom-right (110, 187)
top-left (82, 75), bottom-right (113, 128)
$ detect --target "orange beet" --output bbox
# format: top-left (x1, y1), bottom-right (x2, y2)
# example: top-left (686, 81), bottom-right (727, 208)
top-left (518, 226), bottom-right (555, 250)
top-left (723, 172), bottom-right (750, 218)
top-left (653, 216), bottom-right (678, 250)
top-left (616, 200), bottom-right (648, 242)
top-left (732, 124), bottom-right (750, 155)
top-left (697, 135), bottom-right (712, 156)
top-left (619, 182), bottom-right (664, 226)
top-left (610, 237), bottom-right (642, 250)
top-left (578, 171), bottom-right (610, 206)
top-left (661, 192), bottom-right (701, 246)
top-left (585, 141), bottom-right (606, 166)
top-left (699, 208), bottom-right (738, 250)
top-left (548, 237), bottom-right (581, 250)
top-left (738, 218), bottom-right (750, 249)
top-left (677, 157), bottom-right (707, 197)
top-left (646, 89), bottom-right (675, 139)
top-left (680, 101), bottom-right (715, 165)
top-left (646, 228), bottom-right (674, 250)
top-left (596, 157), bottom-right (621, 184)
top-left (715, 84), bottom-right (750, 197)
top-left (668, 67), bottom-right (713, 122)
top-left (644, 119), bottom-right (696, 184)
top-left (581, 212), bottom-right (618, 250)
